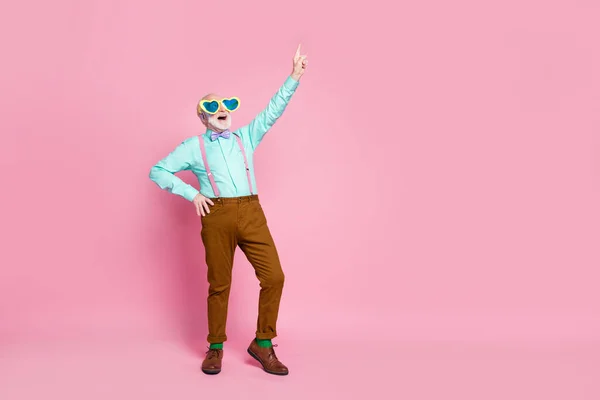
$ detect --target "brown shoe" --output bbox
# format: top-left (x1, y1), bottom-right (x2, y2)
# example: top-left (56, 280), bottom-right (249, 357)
top-left (247, 340), bottom-right (289, 376)
top-left (201, 348), bottom-right (223, 375)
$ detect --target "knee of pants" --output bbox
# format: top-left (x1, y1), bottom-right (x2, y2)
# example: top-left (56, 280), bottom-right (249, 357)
top-left (208, 281), bottom-right (232, 296)
top-left (207, 269), bottom-right (232, 291)
top-left (260, 271), bottom-right (285, 289)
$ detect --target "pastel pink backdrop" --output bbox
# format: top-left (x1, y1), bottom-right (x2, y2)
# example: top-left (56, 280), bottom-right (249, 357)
top-left (1, 0), bottom-right (599, 351)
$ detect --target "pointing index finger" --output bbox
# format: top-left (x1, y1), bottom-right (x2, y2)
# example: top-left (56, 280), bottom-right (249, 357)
top-left (295, 44), bottom-right (301, 58)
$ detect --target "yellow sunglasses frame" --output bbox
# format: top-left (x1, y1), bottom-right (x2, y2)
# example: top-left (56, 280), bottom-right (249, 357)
top-left (197, 97), bottom-right (241, 115)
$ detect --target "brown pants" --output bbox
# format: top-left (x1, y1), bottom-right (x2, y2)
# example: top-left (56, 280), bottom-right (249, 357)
top-left (200, 195), bottom-right (284, 343)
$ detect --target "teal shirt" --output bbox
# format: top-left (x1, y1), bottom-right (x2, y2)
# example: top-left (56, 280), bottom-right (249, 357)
top-left (150, 76), bottom-right (300, 200)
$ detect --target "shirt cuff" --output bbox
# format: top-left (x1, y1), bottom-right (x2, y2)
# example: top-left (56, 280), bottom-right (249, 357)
top-left (284, 75), bottom-right (300, 91)
top-left (183, 185), bottom-right (200, 202)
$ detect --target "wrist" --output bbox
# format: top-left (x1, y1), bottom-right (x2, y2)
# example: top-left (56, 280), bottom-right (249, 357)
top-left (290, 72), bottom-right (302, 81)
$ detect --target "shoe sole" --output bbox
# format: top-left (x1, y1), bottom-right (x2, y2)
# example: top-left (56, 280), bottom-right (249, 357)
top-left (202, 368), bottom-right (221, 375)
top-left (247, 348), bottom-right (289, 376)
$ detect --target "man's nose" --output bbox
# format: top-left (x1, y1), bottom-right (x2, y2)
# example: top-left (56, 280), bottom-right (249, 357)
top-left (218, 102), bottom-right (227, 112)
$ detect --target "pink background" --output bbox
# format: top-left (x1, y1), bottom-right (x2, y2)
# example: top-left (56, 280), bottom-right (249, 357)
top-left (1, 0), bottom-right (599, 398)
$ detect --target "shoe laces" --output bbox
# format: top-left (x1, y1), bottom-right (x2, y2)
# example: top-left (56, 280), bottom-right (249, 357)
top-left (205, 348), bottom-right (222, 360)
top-left (268, 344), bottom-right (279, 360)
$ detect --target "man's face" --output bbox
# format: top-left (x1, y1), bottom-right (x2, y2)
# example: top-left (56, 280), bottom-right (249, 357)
top-left (199, 94), bottom-right (232, 132)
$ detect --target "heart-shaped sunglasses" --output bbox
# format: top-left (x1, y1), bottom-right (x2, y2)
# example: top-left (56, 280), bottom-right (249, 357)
top-left (198, 97), bottom-right (241, 115)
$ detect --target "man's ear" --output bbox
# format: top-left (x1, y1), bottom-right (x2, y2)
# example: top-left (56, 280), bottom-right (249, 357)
top-left (199, 112), bottom-right (210, 127)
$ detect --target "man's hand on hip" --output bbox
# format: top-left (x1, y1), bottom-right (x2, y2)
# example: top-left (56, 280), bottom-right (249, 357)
top-left (291, 44), bottom-right (308, 81)
top-left (193, 194), bottom-right (215, 217)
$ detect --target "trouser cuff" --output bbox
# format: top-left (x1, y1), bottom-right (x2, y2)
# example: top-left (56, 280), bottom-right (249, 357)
top-left (207, 334), bottom-right (228, 344)
top-left (255, 331), bottom-right (277, 340)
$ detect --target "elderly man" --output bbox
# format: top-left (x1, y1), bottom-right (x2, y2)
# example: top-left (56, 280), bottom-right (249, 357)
top-left (149, 45), bottom-right (307, 375)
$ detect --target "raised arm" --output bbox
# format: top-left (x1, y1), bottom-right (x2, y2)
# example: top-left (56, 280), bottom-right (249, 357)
top-left (149, 138), bottom-right (200, 202)
top-left (243, 44), bottom-right (308, 149)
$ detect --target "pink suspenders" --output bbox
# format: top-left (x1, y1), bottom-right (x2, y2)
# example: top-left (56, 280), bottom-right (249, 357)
top-left (235, 135), bottom-right (254, 195)
top-left (198, 134), bottom-right (254, 198)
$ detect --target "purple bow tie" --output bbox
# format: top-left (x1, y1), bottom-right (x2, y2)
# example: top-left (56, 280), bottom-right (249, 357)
top-left (210, 130), bottom-right (231, 141)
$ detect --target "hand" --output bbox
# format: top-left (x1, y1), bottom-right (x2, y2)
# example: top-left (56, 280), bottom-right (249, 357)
top-left (193, 194), bottom-right (215, 217)
top-left (291, 44), bottom-right (307, 81)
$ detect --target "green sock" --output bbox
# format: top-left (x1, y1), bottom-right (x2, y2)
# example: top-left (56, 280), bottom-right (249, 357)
top-left (209, 342), bottom-right (223, 350)
top-left (256, 338), bottom-right (272, 348)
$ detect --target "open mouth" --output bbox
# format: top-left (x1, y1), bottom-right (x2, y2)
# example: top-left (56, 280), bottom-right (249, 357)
top-left (217, 114), bottom-right (228, 121)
